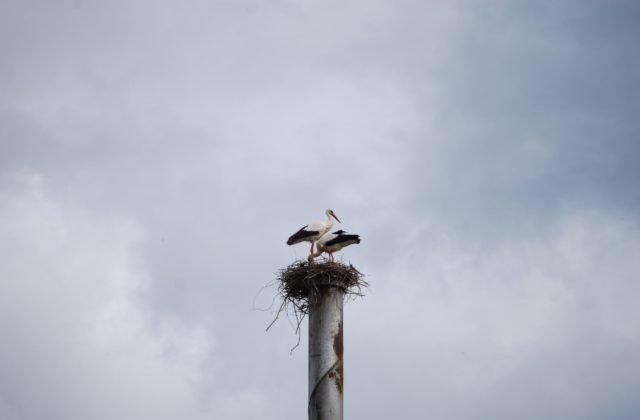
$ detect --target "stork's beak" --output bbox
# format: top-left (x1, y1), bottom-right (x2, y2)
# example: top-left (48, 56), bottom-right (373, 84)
top-left (331, 211), bottom-right (341, 223)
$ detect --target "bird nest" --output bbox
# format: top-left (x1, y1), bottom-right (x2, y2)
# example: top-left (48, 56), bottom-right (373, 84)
top-left (266, 259), bottom-right (367, 351)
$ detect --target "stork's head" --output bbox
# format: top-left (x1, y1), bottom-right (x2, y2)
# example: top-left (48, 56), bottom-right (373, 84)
top-left (326, 209), bottom-right (341, 223)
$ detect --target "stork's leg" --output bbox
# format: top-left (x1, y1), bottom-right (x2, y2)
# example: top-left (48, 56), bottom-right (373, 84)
top-left (308, 242), bottom-right (314, 264)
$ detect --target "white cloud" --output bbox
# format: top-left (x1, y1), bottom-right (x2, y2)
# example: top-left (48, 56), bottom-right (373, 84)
top-left (347, 208), bottom-right (640, 418)
top-left (0, 174), bottom-right (272, 420)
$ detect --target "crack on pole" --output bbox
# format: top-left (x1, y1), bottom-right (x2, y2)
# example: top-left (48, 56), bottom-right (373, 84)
top-left (308, 358), bottom-right (343, 418)
top-left (331, 320), bottom-right (344, 393)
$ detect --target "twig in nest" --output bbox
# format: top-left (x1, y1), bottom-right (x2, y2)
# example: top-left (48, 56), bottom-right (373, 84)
top-left (267, 259), bottom-right (367, 352)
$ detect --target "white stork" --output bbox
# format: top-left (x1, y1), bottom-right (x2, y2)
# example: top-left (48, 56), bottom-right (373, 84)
top-left (313, 229), bottom-right (361, 262)
top-left (287, 209), bottom-right (341, 261)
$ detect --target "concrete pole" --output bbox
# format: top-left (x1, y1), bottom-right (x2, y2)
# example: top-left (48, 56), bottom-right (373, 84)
top-left (308, 285), bottom-right (344, 420)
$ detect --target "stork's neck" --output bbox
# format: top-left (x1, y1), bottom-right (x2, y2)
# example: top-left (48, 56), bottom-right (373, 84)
top-left (324, 210), bottom-right (336, 230)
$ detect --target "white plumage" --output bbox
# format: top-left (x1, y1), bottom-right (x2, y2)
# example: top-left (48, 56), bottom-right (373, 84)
top-left (287, 209), bottom-right (341, 261)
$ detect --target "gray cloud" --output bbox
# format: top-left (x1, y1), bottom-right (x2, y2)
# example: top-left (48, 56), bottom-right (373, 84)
top-left (1, 1), bottom-right (639, 419)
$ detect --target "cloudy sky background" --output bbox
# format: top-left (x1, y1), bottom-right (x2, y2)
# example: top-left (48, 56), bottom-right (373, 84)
top-left (1, 1), bottom-right (639, 419)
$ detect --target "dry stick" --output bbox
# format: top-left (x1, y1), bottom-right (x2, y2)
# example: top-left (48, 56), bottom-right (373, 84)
top-left (265, 299), bottom-right (288, 332)
top-left (252, 280), bottom-right (279, 312)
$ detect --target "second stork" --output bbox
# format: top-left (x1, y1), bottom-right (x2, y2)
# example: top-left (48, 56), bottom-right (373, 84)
top-left (313, 230), bottom-right (361, 262)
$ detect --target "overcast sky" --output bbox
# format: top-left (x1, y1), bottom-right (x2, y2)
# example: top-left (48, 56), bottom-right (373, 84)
top-left (1, 1), bottom-right (639, 419)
